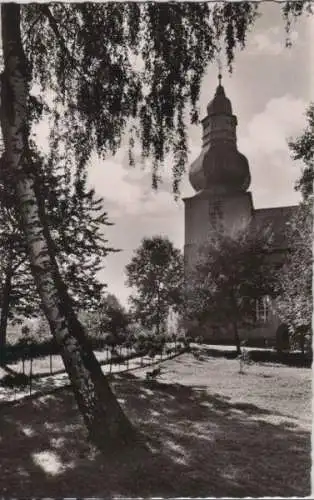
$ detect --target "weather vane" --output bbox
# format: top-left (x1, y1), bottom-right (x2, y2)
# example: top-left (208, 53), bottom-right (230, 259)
top-left (217, 53), bottom-right (222, 86)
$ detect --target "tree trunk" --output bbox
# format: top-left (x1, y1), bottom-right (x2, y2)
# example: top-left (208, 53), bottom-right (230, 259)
top-left (0, 4), bottom-right (135, 450)
top-left (29, 357), bottom-right (33, 395)
top-left (232, 322), bottom-right (241, 355)
top-left (0, 251), bottom-right (13, 365)
top-left (300, 334), bottom-right (305, 357)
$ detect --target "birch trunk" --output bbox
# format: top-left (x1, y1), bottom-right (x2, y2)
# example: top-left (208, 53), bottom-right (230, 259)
top-left (0, 249), bottom-right (13, 364)
top-left (232, 321), bottom-right (241, 355)
top-left (0, 4), bottom-right (134, 449)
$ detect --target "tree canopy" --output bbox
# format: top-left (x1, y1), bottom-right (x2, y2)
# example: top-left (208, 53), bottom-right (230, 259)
top-left (185, 227), bottom-right (278, 352)
top-left (98, 293), bottom-right (130, 344)
top-left (289, 103), bottom-right (314, 202)
top-left (276, 202), bottom-right (312, 351)
top-left (276, 103), bottom-right (314, 351)
top-left (126, 236), bottom-right (183, 335)
top-left (0, 147), bottom-right (116, 356)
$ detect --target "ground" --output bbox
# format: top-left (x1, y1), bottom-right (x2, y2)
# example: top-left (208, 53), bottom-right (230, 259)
top-left (0, 351), bottom-right (311, 497)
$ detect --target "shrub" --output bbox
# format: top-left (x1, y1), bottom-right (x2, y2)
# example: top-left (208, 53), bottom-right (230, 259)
top-left (1, 373), bottom-right (29, 388)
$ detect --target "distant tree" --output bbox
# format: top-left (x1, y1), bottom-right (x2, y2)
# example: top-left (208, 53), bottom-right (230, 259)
top-left (275, 104), bottom-right (314, 354)
top-left (276, 203), bottom-right (312, 354)
top-left (99, 294), bottom-right (130, 346)
top-left (289, 103), bottom-right (314, 202)
top-left (126, 236), bottom-right (184, 337)
top-left (186, 228), bottom-right (278, 354)
top-left (78, 309), bottom-right (102, 341)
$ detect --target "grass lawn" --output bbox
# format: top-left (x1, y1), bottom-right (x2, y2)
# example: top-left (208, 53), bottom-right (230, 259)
top-left (0, 352), bottom-right (311, 497)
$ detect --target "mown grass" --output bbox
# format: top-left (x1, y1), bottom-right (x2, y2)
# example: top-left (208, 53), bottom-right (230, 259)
top-left (0, 353), bottom-right (311, 497)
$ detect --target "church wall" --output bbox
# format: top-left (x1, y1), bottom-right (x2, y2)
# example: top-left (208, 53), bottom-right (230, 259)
top-left (188, 315), bottom-right (281, 346)
top-left (221, 192), bottom-right (254, 235)
top-left (184, 190), bottom-right (254, 271)
top-left (184, 194), bottom-right (210, 247)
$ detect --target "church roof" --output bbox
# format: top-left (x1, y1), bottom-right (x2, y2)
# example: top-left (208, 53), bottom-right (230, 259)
top-left (252, 205), bottom-right (298, 250)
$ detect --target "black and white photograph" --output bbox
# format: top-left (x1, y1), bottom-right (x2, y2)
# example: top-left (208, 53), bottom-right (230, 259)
top-left (0, 1), bottom-right (312, 497)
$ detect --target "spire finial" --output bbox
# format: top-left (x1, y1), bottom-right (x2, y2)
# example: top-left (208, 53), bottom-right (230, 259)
top-left (217, 52), bottom-right (222, 87)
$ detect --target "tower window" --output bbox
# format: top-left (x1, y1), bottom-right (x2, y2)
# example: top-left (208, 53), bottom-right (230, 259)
top-left (255, 295), bottom-right (271, 323)
top-left (209, 200), bottom-right (223, 231)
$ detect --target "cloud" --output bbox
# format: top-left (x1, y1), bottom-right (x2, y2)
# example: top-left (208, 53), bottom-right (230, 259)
top-left (87, 135), bottom-right (199, 221)
top-left (238, 94), bottom-right (307, 207)
top-left (248, 26), bottom-right (299, 56)
top-left (240, 94), bottom-right (306, 153)
top-left (88, 153), bottom-right (181, 219)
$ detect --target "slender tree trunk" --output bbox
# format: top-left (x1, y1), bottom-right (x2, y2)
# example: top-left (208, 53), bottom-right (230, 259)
top-left (300, 335), bottom-right (305, 357)
top-left (232, 321), bottom-right (241, 355)
top-left (0, 251), bottom-right (13, 365)
top-left (0, 4), bottom-right (134, 450)
top-left (156, 289), bottom-right (161, 337)
top-left (29, 357), bottom-right (33, 395)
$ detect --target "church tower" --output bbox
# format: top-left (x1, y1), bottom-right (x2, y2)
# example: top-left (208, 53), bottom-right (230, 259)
top-left (183, 76), bottom-right (254, 271)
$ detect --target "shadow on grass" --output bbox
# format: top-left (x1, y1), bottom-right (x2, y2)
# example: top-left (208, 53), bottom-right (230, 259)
top-left (0, 373), bottom-right (310, 497)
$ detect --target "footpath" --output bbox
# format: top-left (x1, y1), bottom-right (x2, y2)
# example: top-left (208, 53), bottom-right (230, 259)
top-left (0, 346), bottom-right (184, 405)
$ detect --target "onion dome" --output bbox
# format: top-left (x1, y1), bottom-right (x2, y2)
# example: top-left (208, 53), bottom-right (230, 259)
top-left (189, 144), bottom-right (251, 193)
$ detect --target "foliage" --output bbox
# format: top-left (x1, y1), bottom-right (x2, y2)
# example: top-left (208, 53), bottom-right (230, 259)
top-left (279, 104), bottom-right (314, 352)
top-left (78, 294), bottom-right (131, 348)
top-left (1, 372), bottom-right (29, 388)
top-left (289, 103), bottom-right (314, 201)
top-left (0, 150), bottom-right (116, 321)
top-left (126, 236), bottom-right (184, 335)
top-left (20, 324), bottom-right (33, 345)
top-left (42, 157), bottom-right (117, 312)
top-left (276, 203), bottom-right (312, 351)
top-left (19, 2), bottom-right (311, 195)
top-left (185, 227), bottom-right (279, 352)
top-left (20, 2), bottom-right (266, 196)
top-left (99, 294), bottom-right (130, 344)
top-left (0, 176), bottom-right (37, 322)
top-left (78, 309), bottom-right (102, 340)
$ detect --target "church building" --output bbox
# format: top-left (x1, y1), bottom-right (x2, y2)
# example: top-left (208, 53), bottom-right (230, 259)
top-left (183, 76), bottom-right (296, 347)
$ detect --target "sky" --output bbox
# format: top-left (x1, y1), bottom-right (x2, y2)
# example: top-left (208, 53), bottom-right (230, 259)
top-left (34, 2), bottom-right (313, 308)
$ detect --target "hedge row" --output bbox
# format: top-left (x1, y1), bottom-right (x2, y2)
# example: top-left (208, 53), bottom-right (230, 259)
top-left (2, 337), bottom-right (121, 364)
top-left (198, 346), bottom-right (312, 368)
